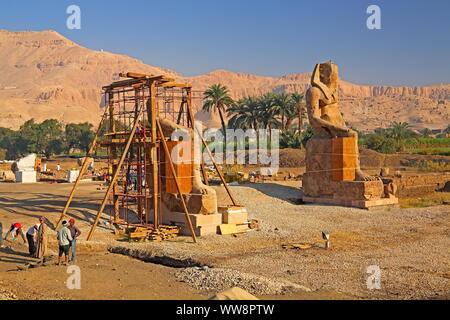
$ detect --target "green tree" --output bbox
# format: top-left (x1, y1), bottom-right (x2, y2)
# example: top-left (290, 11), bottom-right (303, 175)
top-left (280, 129), bottom-right (302, 148)
top-left (37, 119), bottom-right (65, 158)
top-left (420, 128), bottom-right (432, 138)
top-left (203, 84), bottom-right (235, 141)
top-left (259, 93), bottom-right (280, 140)
top-left (19, 119), bottom-right (40, 153)
top-left (227, 96), bottom-right (261, 130)
top-left (290, 92), bottom-right (305, 134)
top-left (66, 122), bottom-right (95, 153)
top-left (274, 93), bottom-right (291, 130)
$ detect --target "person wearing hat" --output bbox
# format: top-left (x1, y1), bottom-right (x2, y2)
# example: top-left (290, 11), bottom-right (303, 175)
top-left (56, 221), bottom-right (73, 266)
top-left (4, 222), bottom-right (26, 243)
top-left (68, 218), bottom-right (81, 263)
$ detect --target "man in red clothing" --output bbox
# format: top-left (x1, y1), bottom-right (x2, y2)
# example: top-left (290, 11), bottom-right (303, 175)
top-left (4, 222), bottom-right (26, 243)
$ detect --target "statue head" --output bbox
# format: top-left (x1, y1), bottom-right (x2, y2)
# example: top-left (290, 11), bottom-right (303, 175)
top-left (311, 61), bottom-right (339, 95)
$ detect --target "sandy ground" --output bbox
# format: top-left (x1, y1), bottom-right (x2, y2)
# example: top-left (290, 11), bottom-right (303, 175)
top-left (0, 180), bottom-right (449, 300)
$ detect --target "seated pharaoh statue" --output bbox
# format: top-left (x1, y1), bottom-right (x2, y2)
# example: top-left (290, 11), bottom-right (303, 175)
top-left (302, 61), bottom-right (398, 208)
top-left (158, 117), bottom-right (218, 215)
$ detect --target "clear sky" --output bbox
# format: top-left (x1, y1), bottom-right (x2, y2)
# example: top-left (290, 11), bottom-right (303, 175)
top-left (0, 0), bottom-right (449, 86)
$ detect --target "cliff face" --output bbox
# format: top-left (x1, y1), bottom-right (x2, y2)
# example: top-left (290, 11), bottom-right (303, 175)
top-left (0, 30), bottom-right (178, 128)
top-left (0, 30), bottom-right (448, 131)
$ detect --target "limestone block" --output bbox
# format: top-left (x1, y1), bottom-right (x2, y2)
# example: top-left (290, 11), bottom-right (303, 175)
top-left (68, 170), bottom-right (80, 183)
top-left (333, 180), bottom-right (384, 200)
top-left (218, 206), bottom-right (248, 224)
top-left (163, 211), bottom-right (222, 227)
top-left (176, 222), bottom-right (218, 237)
top-left (162, 192), bottom-right (217, 215)
top-left (15, 171), bottom-right (37, 183)
top-left (331, 137), bottom-right (356, 181)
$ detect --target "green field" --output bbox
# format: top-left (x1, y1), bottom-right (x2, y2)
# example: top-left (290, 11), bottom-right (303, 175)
top-left (405, 147), bottom-right (450, 156)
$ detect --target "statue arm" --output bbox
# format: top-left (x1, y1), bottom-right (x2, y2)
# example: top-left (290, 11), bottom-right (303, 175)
top-left (307, 87), bottom-right (350, 134)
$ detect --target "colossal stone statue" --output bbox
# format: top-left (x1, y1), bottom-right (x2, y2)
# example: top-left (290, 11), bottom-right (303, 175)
top-left (303, 62), bottom-right (398, 208)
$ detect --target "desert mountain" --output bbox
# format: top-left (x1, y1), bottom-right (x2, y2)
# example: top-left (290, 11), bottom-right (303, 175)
top-left (0, 30), bottom-right (448, 131)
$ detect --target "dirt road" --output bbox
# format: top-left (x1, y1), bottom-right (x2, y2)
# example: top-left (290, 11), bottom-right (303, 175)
top-left (0, 181), bottom-right (448, 300)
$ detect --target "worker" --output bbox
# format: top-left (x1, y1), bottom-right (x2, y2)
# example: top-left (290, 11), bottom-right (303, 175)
top-left (35, 217), bottom-right (48, 260)
top-left (68, 218), bottom-right (81, 263)
top-left (56, 163), bottom-right (61, 171)
top-left (26, 222), bottom-right (40, 256)
top-left (56, 221), bottom-right (73, 266)
top-left (4, 222), bottom-right (26, 243)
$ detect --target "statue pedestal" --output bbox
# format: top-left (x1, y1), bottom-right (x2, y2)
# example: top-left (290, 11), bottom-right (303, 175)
top-left (303, 137), bottom-right (398, 209)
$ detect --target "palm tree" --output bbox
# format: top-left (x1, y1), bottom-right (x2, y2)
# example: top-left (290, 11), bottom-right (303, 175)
top-left (274, 93), bottom-right (291, 130)
top-left (388, 121), bottom-right (415, 141)
top-left (227, 96), bottom-right (260, 130)
top-left (420, 128), bottom-right (432, 138)
top-left (258, 93), bottom-right (280, 141)
top-left (291, 93), bottom-right (304, 134)
top-left (203, 84), bottom-right (235, 141)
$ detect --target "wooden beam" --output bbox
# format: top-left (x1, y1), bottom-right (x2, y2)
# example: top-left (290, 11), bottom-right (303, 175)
top-left (185, 87), bottom-right (209, 186)
top-left (156, 120), bottom-right (197, 243)
top-left (160, 82), bottom-right (192, 88)
top-left (86, 105), bottom-right (145, 241)
top-left (55, 107), bottom-right (108, 228)
top-left (119, 72), bottom-right (154, 79)
top-left (120, 72), bottom-right (175, 83)
top-left (150, 82), bottom-right (159, 228)
top-left (195, 126), bottom-right (239, 206)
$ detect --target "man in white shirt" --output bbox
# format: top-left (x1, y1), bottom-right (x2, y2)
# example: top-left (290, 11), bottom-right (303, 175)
top-left (26, 223), bottom-right (40, 256)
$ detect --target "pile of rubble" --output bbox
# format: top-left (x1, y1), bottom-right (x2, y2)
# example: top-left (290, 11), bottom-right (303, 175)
top-left (176, 267), bottom-right (310, 296)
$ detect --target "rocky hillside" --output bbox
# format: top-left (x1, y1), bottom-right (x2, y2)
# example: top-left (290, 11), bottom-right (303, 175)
top-left (0, 30), bottom-right (448, 131)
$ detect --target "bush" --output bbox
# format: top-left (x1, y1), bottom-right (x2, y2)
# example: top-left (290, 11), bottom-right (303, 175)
top-left (361, 134), bottom-right (398, 154)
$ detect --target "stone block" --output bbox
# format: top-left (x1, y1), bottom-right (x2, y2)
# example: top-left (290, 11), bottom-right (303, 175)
top-left (331, 137), bottom-right (356, 181)
top-left (163, 211), bottom-right (222, 227)
top-left (218, 206), bottom-right (248, 224)
top-left (68, 170), bottom-right (80, 183)
top-left (176, 222), bottom-right (218, 237)
top-left (15, 171), bottom-right (37, 183)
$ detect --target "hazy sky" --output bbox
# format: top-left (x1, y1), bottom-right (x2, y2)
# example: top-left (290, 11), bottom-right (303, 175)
top-left (0, 0), bottom-right (449, 86)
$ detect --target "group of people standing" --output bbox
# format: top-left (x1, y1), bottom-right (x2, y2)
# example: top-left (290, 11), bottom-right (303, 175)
top-left (1, 216), bottom-right (81, 265)
top-left (56, 218), bottom-right (81, 265)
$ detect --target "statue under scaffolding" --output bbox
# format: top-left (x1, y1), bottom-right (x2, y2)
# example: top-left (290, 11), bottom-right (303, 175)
top-left (56, 72), bottom-right (238, 242)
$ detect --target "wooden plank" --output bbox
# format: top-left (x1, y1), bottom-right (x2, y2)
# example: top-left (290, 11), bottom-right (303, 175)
top-left (160, 82), bottom-right (192, 88)
top-left (129, 232), bottom-right (148, 238)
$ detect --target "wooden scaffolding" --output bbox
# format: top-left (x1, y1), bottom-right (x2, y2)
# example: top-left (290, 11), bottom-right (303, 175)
top-left (56, 72), bottom-right (237, 242)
